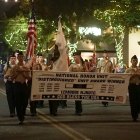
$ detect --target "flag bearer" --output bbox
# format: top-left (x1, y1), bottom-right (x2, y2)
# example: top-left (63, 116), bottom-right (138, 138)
top-left (125, 55), bottom-right (140, 122)
top-left (26, 55), bottom-right (40, 116)
top-left (10, 51), bottom-right (30, 125)
top-left (48, 55), bottom-right (59, 116)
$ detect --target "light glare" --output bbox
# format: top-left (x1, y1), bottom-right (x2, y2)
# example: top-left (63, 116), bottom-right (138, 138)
top-left (79, 27), bottom-right (101, 36)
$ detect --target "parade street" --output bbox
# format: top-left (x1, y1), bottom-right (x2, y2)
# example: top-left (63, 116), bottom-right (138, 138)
top-left (0, 78), bottom-right (140, 140)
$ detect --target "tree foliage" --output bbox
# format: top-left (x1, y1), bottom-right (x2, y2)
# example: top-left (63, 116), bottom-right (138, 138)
top-left (4, 15), bottom-right (56, 53)
top-left (3, 0), bottom-right (140, 56)
top-left (93, 0), bottom-right (140, 64)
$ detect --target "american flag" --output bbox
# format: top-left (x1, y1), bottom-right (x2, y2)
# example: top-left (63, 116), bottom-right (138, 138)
top-left (26, 8), bottom-right (37, 59)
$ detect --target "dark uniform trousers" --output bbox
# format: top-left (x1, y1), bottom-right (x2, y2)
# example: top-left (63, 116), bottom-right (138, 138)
top-left (128, 83), bottom-right (140, 120)
top-left (49, 100), bottom-right (59, 115)
top-left (27, 80), bottom-right (37, 115)
top-left (14, 82), bottom-right (28, 122)
top-left (36, 100), bottom-right (44, 108)
top-left (58, 100), bottom-right (67, 108)
top-left (5, 80), bottom-right (15, 115)
top-left (75, 100), bottom-right (82, 114)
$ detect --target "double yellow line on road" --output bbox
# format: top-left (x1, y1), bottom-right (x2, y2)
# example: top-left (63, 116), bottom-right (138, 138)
top-left (0, 88), bottom-right (91, 140)
top-left (37, 109), bottom-right (91, 140)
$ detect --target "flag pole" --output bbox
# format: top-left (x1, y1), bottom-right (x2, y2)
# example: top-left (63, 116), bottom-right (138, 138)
top-left (92, 44), bottom-right (97, 71)
top-left (58, 15), bottom-right (62, 21)
top-left (31, 0), bottom-right (34, 12)
top-left (31, 0), bottom-right (35, 57)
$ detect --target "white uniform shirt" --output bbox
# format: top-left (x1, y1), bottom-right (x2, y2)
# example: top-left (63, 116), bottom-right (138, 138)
top-left (97, 59), bottom-right (113, 73)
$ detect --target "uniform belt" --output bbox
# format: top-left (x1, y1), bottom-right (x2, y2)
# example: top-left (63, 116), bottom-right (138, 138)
top-left (15, 81), bottom-right (26, 84)
top-left (7, 80), bottom-right (13, 82)
top-left (130, 83), bottom-right (140, 85)
top-left (7, 77), bottom-right (12, 81)
top-left (7, 79), bottom-right (12, 82)
top-left (136, 83), bottom-right (140, 85)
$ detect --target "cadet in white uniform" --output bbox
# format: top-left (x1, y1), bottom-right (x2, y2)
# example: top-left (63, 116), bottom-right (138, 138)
top-left (69, 51), bottom-right (87, 115)
top-left (97, 50), bottom-right (113, 106)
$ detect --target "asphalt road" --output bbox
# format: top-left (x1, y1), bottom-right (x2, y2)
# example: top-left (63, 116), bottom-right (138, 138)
top-left (0, 76), bottom-right (140, 140)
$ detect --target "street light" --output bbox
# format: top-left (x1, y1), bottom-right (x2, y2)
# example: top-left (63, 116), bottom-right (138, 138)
top-left (4, 0), bottom-right (18, 2)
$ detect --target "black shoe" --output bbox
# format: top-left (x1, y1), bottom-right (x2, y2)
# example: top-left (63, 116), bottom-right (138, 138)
top-left (31, 113), bottom-right (37, 116)
top-left (75, 112), bottom-right (82, 116)
top-left (50, 111), bottom-right (57, 116)
top-left (133, 117), bottom-right (138, 122)
top-left (10, 113), bottom-right (15, 117)
top-left (62, 105), bottom-right (67, 109)
top-left (19, 121), bottom-right (24, 125)
top-left (133, 119), bottom-right (137, 122)
top-left (52, 113), bottom-right (57, 116)
top-left (102, 102), bottom-right (108, 107)
top-left (50, 113), bottom-right (57, 116)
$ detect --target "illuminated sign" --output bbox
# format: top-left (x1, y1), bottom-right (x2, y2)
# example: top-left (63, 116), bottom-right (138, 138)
top-left (79, 27), bottom-right (101, 36)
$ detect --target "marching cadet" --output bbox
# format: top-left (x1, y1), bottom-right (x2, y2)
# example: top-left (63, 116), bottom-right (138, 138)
top-left (125, 55), bottom-right (140, 122)
top-left (10, 51), bottom-right (30, 125)
top-left (97, 50), bottom-right (113, 107)
top-left (37, 53), bottom-right (48, 71)
top-left (48, 56), bottom-right (59, 116)
top-left (3, 53), bottom-right (16, 117)
top-left (36, 53), bottom-right (48, 108)
top-left (69, 51), bottom-right (88, 115)
top-left (26, 55), bottom-right (42, 116)
top-left (48, 45), bottom-right (61, 116)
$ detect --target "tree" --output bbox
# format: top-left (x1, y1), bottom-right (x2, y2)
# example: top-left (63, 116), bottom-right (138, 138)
top-left (3, 0), bottom-right (140, 63)
top-left (4, 16), bottom-right (27, 51)
top-left (4, 14), bottom-right (56, 54)
top-left (94, 0), bottom-right (140, 65)
top-left (3, 0), bottom-right (111, 53)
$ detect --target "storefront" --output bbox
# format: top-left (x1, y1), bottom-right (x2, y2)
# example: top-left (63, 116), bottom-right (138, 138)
top-left (129, 28), bottom-right (140, 66)
top-left (77, 39), bottom-right (117, 64)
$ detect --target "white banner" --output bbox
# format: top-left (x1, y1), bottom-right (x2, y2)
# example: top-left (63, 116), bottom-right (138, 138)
top-left (31, 71), bottom-right (130, 103)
